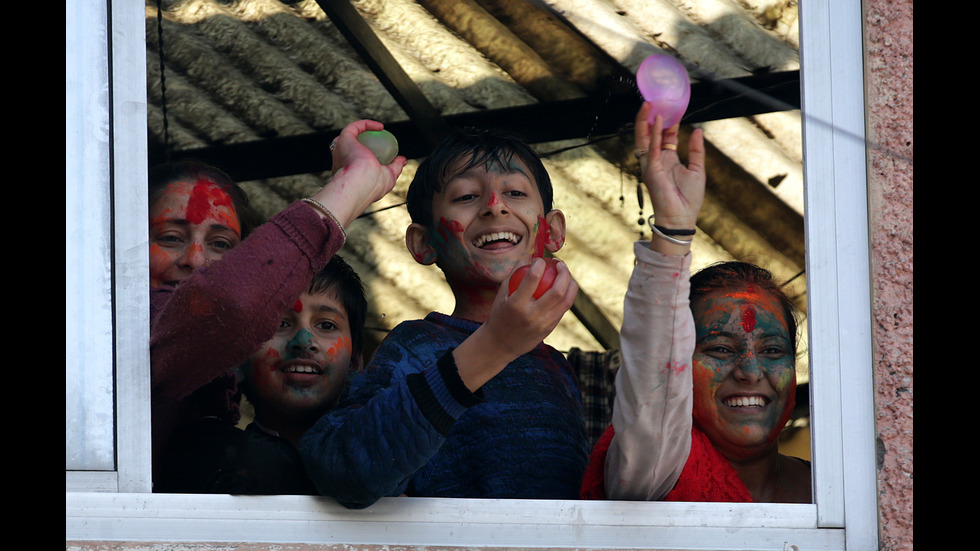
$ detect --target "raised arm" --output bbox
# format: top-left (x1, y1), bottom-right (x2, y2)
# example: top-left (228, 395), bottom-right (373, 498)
top-left (151, 120), bottom-right (405, 404)
top-left (604, 105), bottom-right (705, 500)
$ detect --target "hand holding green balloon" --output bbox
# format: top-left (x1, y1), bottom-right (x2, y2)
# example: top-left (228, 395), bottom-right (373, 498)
top-left (356, 130), bottom-right (400, 165)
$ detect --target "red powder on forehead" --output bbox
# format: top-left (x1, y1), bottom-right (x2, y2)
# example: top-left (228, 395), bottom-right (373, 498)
top-left (726, 285), bottom-right (788, 329)
top-left (186, 179), bottom-right (235, 226)
top-left (292, 299), bottom-right (303, 313)
top-left (741, 304), bottom-right (757, 333)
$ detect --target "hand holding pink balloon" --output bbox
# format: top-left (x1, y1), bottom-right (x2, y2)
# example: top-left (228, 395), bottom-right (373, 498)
top-left (636, 54), bottom-right (691, 128)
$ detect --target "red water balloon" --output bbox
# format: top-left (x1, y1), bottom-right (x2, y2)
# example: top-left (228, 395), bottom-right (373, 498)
top-left (508, 258), bottom-right (561, 299)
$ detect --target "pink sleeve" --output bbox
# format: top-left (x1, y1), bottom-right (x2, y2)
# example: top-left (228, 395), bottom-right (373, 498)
top-left (604, 241), bottom-right (695, 500)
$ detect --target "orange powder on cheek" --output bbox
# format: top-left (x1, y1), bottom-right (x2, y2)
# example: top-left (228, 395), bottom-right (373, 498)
top-left (326, 336), bottom-right (352, 361)
top-left (148, 243), bottom-right (170, 262)
top-left (692, 361), bottom-right (716, 388)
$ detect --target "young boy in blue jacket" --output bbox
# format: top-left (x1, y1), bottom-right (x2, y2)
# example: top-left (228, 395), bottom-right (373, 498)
top-left (299, 127), bottom-right (589, 508)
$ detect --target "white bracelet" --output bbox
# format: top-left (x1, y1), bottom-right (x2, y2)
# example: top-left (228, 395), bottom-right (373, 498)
top-left (302, 198), bottom-right (347, 243)
top-left (649, 221), bottom-right (694, 246)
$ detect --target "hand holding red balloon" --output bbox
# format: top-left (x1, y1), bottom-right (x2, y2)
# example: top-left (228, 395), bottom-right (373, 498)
top-left (508, 257), bottom-right (561, 299)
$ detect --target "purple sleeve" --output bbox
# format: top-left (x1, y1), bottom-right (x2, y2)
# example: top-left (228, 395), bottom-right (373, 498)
top-left (150, 201), bottom-right (344, 403)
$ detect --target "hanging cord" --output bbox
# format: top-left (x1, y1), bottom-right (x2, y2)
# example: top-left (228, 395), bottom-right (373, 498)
top-left (155, 0), bottom-right (172, 162)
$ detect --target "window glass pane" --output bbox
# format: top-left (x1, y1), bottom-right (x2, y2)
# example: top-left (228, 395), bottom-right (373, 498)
top-left (66, 0), bottom-right (114, 471)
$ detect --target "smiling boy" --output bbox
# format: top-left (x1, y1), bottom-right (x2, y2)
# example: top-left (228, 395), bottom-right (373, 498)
top-left (155, 256), bottom-right (367, 495)
top-left (300, 128), bottom-right (588, 508)
top-left (240, 256), bottom-right (367, 448)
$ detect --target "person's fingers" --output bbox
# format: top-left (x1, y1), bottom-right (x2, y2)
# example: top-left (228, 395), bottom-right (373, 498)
top-left (661, 121), bottom-right (680, 153)
top-left (634, 103), bottom-right (653, 146)
top-left (340, 119), bottom-right (383, 139)
top-left (386, 156), bottom-right (408, 180)
top-left (648, 115), bottom-right (665, 171)
top-left (686, 128), bottom-right (706, 175)
top-left (650, 114), bottom-right (664, 151)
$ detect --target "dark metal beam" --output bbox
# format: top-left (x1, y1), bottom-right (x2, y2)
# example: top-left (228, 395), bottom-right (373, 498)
top-left (571, 290), bottom-right (621, 351)
top-left (153, 70), bottom-right (800, 183)
top-left (315, 0), bottom-right (450, 147)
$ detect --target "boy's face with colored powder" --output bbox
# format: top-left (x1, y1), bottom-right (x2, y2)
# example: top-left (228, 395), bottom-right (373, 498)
top-left (412, 154), bottom-right (564, 292)
top-left (148, 178), bottom-right (242, 289)
top-left (690, 286), bottom-right (796, 461)
top-left (241, 288), bottom-right (355, 424)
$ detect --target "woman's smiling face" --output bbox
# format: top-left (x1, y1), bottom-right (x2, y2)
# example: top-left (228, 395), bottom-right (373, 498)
top-left (690, 285), bottom-right (797, 461)
top-left (148, 178), bottom-right (241, 288)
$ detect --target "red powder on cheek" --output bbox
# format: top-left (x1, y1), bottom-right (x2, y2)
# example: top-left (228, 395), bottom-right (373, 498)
top-left (262, 347), bottom-right (281, 371)
top-left (437, 217), bottom-right (465, 244)
top-left (533, 216), bottom-right (551, 257)
top-left (440, 217), bottom-right (464, 235)
top-left (741, 304), bottom-right (757, 333)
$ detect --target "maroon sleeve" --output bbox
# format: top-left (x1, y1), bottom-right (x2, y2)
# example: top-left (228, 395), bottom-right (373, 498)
top-left (150, 201), bottom-right (344, 403)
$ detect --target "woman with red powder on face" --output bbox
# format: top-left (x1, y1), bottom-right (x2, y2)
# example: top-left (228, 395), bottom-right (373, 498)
top-left (147, 161), bottom-right (259, 290)
top-left (578, 104), bottom-right (811, 503)
top-left (148, 120), bottom-right (406, 485)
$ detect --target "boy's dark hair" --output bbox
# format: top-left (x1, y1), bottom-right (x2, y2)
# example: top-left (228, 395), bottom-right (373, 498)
top-left (406, 127), bottom-right (554, 227)
top-left (309, 255), bottom-right (368, 362)
top-left (689, 261), bottom-right (801, 354)
top-left (148, 159), bottom-right (260, 239)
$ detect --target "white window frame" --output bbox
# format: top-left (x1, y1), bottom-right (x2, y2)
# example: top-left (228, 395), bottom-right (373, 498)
top-left (65, 0), bottom-right (878, 548)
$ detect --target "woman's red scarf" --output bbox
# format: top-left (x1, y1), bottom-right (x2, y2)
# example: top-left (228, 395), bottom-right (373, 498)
top-left (580, 424), bottom-right (753, 502)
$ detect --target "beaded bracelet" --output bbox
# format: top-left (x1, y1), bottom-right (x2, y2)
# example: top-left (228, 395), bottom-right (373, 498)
top-left (302, 198), bottom-right (347, 243)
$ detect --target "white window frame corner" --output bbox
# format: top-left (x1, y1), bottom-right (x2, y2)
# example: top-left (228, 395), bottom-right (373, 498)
top-left (67, 0), bottom-right (879, 547)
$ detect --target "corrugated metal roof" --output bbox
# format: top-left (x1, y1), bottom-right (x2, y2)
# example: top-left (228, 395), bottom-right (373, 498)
top-left (144, 0), bottom-right (808, 383)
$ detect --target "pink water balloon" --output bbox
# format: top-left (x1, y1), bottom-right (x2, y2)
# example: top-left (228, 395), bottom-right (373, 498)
top-left (636, 54), bottom-right (691, 128)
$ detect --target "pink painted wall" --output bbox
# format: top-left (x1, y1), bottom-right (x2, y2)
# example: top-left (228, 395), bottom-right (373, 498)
top-left (864, 0), bottom-right (913, 549)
